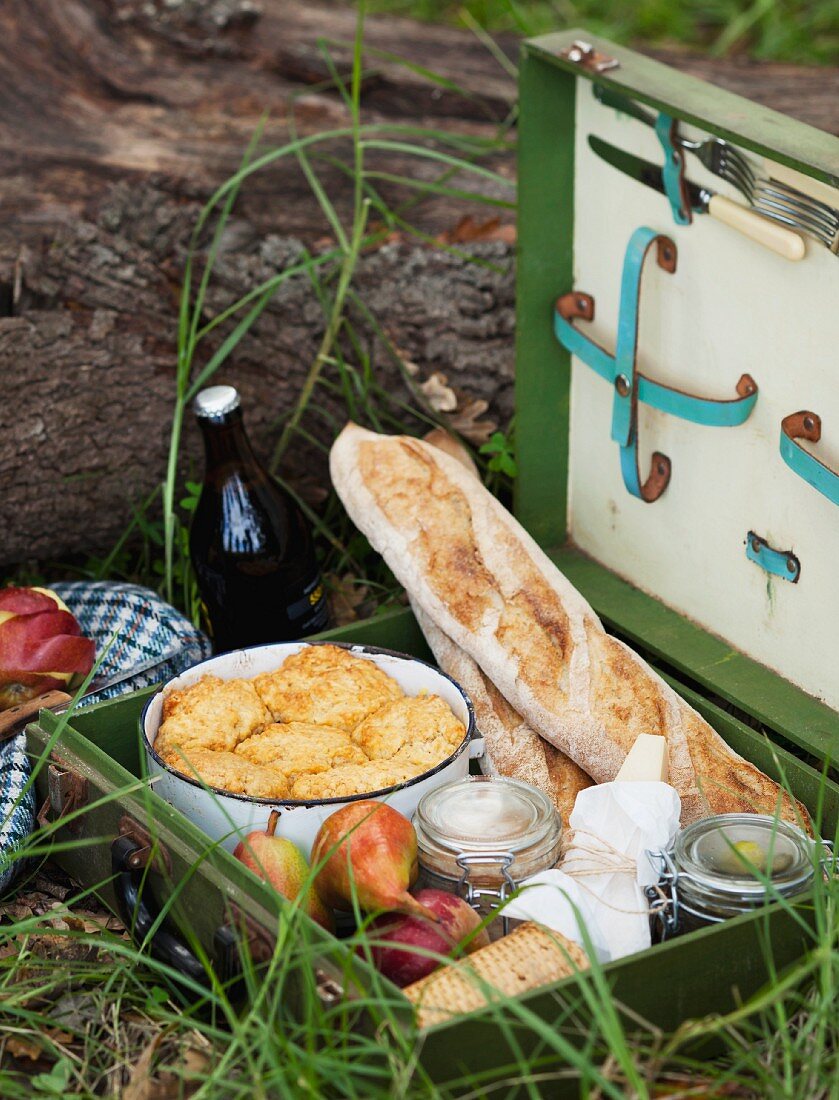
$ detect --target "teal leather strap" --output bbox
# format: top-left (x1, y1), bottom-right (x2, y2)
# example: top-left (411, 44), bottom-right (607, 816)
top-left (554, 226), bottom-right (759, 502)
top-left (780, 412), bottom-right (839, 506)
top-left (655, 113), bottom-right (691, 226)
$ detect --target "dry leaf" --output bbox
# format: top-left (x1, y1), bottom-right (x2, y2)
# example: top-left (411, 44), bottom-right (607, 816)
top-left (123, 1033), bottom-right (164, 1100)
top-left (447, 396), bottom-right (497, 446)
top-left (328, 573), bottom-right (370, 627)
top-left (393, 346), bottom-right (420, 377)
top-left (181, 1044), bottom-right (212, 1079)
top-left (31, 874), bottom-right (72, 901)
top-left (5, 1035), bottom-right (43, 1060)
top-left (419, 371), bottom-right (458, 413)
top-left (437, 215), bottom-right (516, 246)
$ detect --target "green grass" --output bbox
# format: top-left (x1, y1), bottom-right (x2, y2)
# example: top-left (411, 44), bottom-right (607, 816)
top-left (2, 3), bottom-right (839, 1095)
top-left (370, 0), bottom-right (839, 64)
top-left (1, 710), bottom-right (837, 1097)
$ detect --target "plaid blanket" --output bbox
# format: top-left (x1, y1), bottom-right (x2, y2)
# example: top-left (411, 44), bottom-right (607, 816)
top-left (0, 583), bottom-right (210, 894)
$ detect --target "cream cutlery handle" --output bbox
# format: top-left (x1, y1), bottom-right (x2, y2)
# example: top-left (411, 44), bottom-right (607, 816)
top-left (707, 194), bottom-right (806, 261)
top-left (763, 160), bottom-right (839, 209)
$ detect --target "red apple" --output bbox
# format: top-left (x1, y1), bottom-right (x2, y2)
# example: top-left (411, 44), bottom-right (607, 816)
top-left (0, 586), bottom-right (95, 710)
top-left (234, 812), bottom-right (334, 932)
top-left (312, 800), bottom-right (427, 917)
top-left (366, 888), bottom-right (490, 987)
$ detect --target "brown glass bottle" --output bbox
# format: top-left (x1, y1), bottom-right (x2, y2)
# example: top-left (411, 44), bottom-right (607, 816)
top-left (189, 385), bottom-right (329, 652)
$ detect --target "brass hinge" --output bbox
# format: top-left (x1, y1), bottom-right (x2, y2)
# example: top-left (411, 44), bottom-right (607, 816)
top-left (36, 761), bottom-right (89, 835)
top-left (558, 40), bottom-right (620, 74)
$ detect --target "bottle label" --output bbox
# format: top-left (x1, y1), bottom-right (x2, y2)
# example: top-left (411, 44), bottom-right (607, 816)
top-left (287, 575), bottom-right (330, 634)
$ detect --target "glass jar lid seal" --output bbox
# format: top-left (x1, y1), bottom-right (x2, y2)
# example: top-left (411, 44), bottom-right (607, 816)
top-left (414, 775), bottom-right (562, 885)
top-left (416, 775), bottom-right (558, 854)
top-left (674, 813), bottom-right (814, 897)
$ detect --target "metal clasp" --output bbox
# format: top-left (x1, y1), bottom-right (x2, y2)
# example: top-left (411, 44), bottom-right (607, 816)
top-left (118, 816), bottom-right (173, 876)
top-left (820, 839), bottom-right (836, 876)
top-left (645, 848), bottom-right (680, 938)
top-left (558, 40), bottom-right (620, 74)
top-left (456, 850), bottom-right (516, 933)
top-left (36, 761), bottom-right (88, 835)
top-left (746, 531), bottom-right (801, 584)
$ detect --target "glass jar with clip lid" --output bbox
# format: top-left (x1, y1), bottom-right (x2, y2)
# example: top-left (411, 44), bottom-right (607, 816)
top-left (647, 813), bottom-right (831, 937)
top-left (413, 775), bottom-right (563, 934)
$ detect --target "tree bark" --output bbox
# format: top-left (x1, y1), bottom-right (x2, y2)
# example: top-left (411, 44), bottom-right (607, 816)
top-left (1, 0), bottom-right (836, 564)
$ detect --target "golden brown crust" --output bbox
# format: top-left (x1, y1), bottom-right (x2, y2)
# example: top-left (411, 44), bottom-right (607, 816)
top-left (331, 425), bottom-right (810, 829)
top-left (156, 675), bottom-right (271, 755)
top-left (159, 746), bottom-right (289, 799)
top-left (350, 694), bottom-right (465, 771)
top-left (153, 647), bottom-right (465, 802)
top-left (413, 602), bottom-right (591, 824)
top-left (290, 762), bottom-right (415, 800)
top-left (252, 644), bottom-right (403, 731)
top-left (357, 441), bottom-right (498, 633)
top-left (235, 721), bottom-right (366, 778)
top-left (680, 708), bottom-right (807, 828)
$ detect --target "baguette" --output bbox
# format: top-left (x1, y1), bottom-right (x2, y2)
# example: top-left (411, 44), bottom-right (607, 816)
top-left (330, 424), bottom-right (807, 827)
top-left (411, 600), bottom-right (593, 823)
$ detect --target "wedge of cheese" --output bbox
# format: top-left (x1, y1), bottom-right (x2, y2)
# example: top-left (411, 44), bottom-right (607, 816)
top-left (615, 734), bottom-right (669, 783)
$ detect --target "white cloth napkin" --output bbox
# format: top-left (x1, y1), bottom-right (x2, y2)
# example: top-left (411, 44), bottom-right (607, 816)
top-left (505, 781), bottom-right (681, 963)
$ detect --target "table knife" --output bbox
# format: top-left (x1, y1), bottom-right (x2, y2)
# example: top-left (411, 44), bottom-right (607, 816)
top-left (0, 648), bottom-right (181, 744)
top-left (589, 135), bottom-right (805, 261)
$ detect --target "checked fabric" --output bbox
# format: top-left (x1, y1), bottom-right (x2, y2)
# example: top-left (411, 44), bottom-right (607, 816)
top-left (0, 582), bottom-right (211, 894)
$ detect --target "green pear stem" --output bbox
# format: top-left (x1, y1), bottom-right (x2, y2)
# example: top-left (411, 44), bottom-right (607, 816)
top-left (266, 810), bottom-right (281, 838)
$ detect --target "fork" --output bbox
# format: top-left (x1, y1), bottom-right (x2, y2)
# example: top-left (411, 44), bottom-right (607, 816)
top-left (593, 85), bottom-right (757, 200)
top-left (593, 84), bottom-right (839, 250)
top-left (750, 181), bottom-right (839, 251)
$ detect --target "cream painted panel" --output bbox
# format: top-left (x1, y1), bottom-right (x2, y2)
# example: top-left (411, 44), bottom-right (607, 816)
top-left (567, 77), bottom-right (839, 711)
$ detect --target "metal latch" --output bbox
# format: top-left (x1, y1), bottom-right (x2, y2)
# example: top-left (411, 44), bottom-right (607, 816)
top-left (746, 531), bottom-right (801, 583)
top-left (36, 761), bottom-right (88, 834)
top-left (558, 40), bottom-right (619, 74)
top-left (118, 816), bottom-right (173, 876)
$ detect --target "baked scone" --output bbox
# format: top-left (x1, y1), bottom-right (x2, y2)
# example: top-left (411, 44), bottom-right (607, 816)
top-left (156, 675), bottom-right (271, 756)
top-left (235, 721), bottom-right (366, 779)
top-left (253, 644), bottom-right (403, 732)
top-left (351, 694), bottom-right (465, 771)
top-left (160, 746), bottom-right (289, 799)
top-left (290, 761), bottom-right (415, 800)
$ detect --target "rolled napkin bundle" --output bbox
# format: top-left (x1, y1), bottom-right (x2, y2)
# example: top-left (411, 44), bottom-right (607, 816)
top-left (504, 779), bottom-right (681, 962)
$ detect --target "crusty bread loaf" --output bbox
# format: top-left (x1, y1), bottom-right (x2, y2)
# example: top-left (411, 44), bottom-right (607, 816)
top-left (330, 424), bottom-right (807, 827)
top-left (412, 600), bottom-right (593, 823)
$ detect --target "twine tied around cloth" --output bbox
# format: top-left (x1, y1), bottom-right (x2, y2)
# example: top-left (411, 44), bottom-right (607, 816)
top-left (557, 829), bottom-right (671, 918)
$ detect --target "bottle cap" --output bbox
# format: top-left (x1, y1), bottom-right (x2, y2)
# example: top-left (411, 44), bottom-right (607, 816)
top-left (193, 385), bottom-right (240, 419)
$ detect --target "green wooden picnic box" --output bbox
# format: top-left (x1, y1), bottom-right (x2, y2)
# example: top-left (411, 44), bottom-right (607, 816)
top-left (26, 29), bottom-right (839, 1090)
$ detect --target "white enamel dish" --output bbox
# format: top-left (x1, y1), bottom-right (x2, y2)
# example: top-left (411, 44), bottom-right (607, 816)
top-left (140, 641), bottom-right (478, 856)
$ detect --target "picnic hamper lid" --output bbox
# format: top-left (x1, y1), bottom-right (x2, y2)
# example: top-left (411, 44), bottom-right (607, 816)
top-left (514, 31), bottom-right (839, 758)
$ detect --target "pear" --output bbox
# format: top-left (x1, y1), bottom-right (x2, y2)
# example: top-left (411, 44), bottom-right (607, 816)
top-left (234, 811), bottom-right (334, 932)
top-left (367, 888), bottom-right (490, 987)
top-left (312, 800), bottom-right (429, 917)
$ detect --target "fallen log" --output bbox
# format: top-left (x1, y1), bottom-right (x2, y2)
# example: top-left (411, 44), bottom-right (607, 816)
top-left (1, 0), bottom-right (836, 564)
